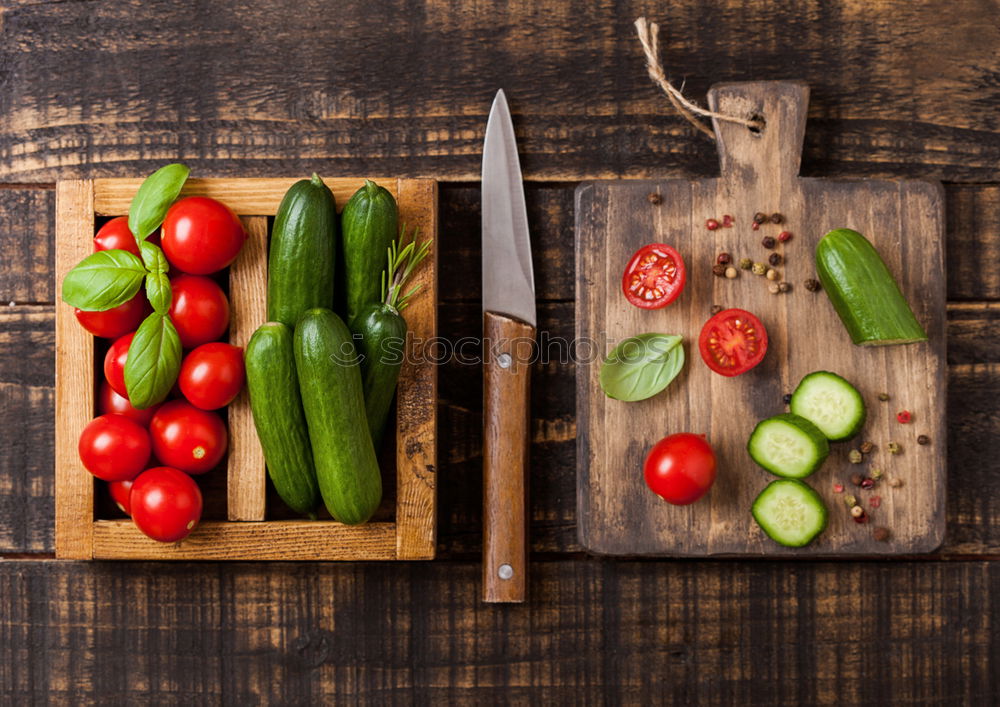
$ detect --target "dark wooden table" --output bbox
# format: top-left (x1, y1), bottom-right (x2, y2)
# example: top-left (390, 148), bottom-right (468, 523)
top-left (2, 1), bottom-right (998, 703)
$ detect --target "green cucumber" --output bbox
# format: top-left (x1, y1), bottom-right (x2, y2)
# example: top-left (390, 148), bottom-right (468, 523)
top-left (752, 479), bottom-right (828, 547)
top-left (267, 174), bottom-right (338, 327)
top-left (747, 413), bottom-right (830, 479)
top-left (341, 180), bottom-right (399, 325)
top-left (294, 308), bottom-right (382, 524)
top-left (790, 370), bottom-right (866, 441)
top-left (353, 302), bottom-right (407, 450)
top-left (815, 228), bottom-right (927, 346)
top-left (244, 323), bottom-right (319, 516)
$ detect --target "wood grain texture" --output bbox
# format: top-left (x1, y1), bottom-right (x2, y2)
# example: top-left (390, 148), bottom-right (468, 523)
top-left (394, 179), bottom-right (438, 560)
top-left (53, 180), bottom-right (94, 559)
top-left (577, 82), bottom-right (947, 556)
top-left (0, 560), bottom-right (997, 703)
top-left (0, 186), bottom-right (53, 303)
top-left (227, 217), bottom-right (268, 521)
top-left (482, 311), bottom-right (534, 602)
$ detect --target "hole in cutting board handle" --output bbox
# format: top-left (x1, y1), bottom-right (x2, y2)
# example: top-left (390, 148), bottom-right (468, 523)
top-left (747, 113), bottom-right (766, 136)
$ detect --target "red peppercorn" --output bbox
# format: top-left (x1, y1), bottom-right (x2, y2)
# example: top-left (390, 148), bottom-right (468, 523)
top-left (896, 410), bottom-right (912, 424)
top-left (751, 222), bottom-right (760, 231)
top-left (873, 526), bottom-right (890, 542)
top-left (833, 483), bottom-right (844, 493)
top-left (711, 263), bottom-right (726, 277)
top-left (853, 510), bottom-right (868, 524)
top-left (861, 478), bottom-right (875, 490)
top-left (717, 252), bottom-right (732, 265)
top-left (777, 231), bottom-right (793, 243)
top-left (706, 218), bottom-right (720, 231)
top-left (869, 496), bottom-right (882, 509)
top-left (722, 214), bottom-right (734, 227)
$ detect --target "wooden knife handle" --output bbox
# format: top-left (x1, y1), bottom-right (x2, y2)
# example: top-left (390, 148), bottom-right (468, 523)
top-left (482, 310), bottom-right (534, 603)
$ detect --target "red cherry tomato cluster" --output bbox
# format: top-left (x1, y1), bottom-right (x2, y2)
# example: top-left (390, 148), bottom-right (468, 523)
top-left (75, 197), bottom-right (246, 543)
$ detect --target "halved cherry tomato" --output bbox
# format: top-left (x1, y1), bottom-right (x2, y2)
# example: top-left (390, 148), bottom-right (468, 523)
top-left (179, 343), bottom-right (245, 410)
top-left (108, 478), bottom-right (134, 515)
top-left (98, 380), bottom-right (159, 426)
top-left (77, 414), bottom-right (151, 481)
top-left (621, 243), bottom-right (686, 309)
top-left (150, 400), bottom-right (228, 474)
top-left (168, 274), bottom-right (230, 348)
top-left (644, 433), bottom-right (717, 505)
top-left (698, 308), bottom-right (768, 377)
top-left (75, 292), bottom-right (149, 339)
top-left (130, 466), bottom-right (203, 542)
top-left (104, 331), bottom-right (135, 398)
top-left (161, 197), bottom-right (245, 275)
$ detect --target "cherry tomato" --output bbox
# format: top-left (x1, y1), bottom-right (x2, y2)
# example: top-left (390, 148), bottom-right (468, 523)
top-left (643, 433), bottom-right (717, 505)
top-left (178, 343), bottom-right (245, 410)
top-left (97, 380), bottom-right (159, 427)
top-left (698, 308), bottom-right (768, 377)
top-left (168, 274), bottom-right (230, 348)
top-left (621, 243), bottom-right (686, 309)
top-left (150, 400), bottom-right (228, 474)
top-left (75, 292), bottom-right (149, 339)
top-left (104, 331), bottom-right (135, 398)
top-left (161, 197), bottom-right (245, 275)
top-left (130, 466), bottom-right (203, 542)
top-left (93, 216), bottom-right (139, 255)
top-left (77, 414), bottom-right (151, 481)
top-left (108, 478), bottom-right (134, 515)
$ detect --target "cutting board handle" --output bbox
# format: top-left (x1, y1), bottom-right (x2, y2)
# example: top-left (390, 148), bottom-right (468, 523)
top-left (707, 80), bottom-right (809, 188)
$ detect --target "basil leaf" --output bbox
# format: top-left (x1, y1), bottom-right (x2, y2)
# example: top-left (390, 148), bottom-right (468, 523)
top-left (599, 333), bottom-right (685, 402)
top-left (61, 249), bottom-right (146, 311)
top-left (139, 240), bottom-right (169, 273)
top-left (129, 162), bottom-right (190, 241)
top-left (124, 312), bottom-right (182, 409)
top-left (139, 241), bottom-right (172, 313)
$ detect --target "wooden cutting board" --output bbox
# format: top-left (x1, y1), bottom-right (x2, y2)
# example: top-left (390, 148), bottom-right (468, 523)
top-left (575, 81), bottom-right (946, 556)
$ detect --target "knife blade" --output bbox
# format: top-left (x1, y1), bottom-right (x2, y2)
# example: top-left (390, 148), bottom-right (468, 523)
top-left (481, 89), bottom-right (535, 603)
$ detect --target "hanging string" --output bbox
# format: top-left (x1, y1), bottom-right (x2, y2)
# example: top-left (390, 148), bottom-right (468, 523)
top-left (634, 17), bottom-right (765, 140)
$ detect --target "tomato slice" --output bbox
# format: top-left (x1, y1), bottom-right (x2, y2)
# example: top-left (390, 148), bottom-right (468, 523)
top-left (698, 308), bottom-right (768, 376)
top-left (621, 243), bottom-right (686, 309)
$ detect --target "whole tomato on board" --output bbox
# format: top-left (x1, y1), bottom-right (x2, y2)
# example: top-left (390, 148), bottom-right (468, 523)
top-left (698, 308), bottom-right (768, 377)
top-left (178, 343), bottom-right (245, 410)
top-left (104, 331), bottom-right (135, 398)
top-left (161, 197), bottom-right (246, 275)
top-left (130, 466), bottom-right (203, 542)
top-left (621, 243), bottom-right (686, 309)
top-left (108, 478), bottom-right (134, 516)
top-left (98, 380), bottom-right (159, 427)
top-left (75, 292), bottom-right (149, 339)
top-left (150, 400), bottom-right (228, 474)
top-left (168, 274), bottom-right (230, 349)
top-left (77, 414), bottom-right (151, 482)
top-left (643, 433), bottom-right (717, 506)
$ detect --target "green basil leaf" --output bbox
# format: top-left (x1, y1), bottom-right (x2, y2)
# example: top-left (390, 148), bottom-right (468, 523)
top-left (599, 333), bottom-right (685, 402)
top-left (61, 249), bottom-right (146, 311)
top-left (128, 162), bottom-right (190, 241)
top-left (145, 271), bottom-right (172, 314)
top-left (124, 312), bottom-right (182, 409)
top-left (139, 240), bottom-right (170, 273)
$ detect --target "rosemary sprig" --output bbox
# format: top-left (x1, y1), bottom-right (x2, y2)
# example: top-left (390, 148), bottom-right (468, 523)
top-left (381, 224), bottom-right (433, 313)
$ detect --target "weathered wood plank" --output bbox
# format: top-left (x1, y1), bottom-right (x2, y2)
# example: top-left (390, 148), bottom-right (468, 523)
top-left (0, 186), bottom-right (53, 303)
top-left (0, 560), bottom-right (996, 704)
top-left (0, 1), bottom-right (997, 182)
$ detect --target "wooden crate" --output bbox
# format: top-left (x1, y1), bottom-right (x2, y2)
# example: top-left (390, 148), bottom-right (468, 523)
top-left (54, 178), bottom-right (438, 560)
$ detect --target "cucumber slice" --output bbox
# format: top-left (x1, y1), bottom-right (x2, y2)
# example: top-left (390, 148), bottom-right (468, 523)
top-left (790, 370), bottom-right (866, 441)
top-left (752, 479), bottom-right (828, 547)
top-left (747, 413), bottom-right (830, 479)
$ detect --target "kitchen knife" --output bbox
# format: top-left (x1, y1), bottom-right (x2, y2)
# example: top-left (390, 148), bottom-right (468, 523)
top-left (481, 89), bottom-right (535, 603)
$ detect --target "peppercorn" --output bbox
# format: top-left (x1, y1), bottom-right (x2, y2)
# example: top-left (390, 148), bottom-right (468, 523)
top-left (844, 494), bottom-right (857, 507)
top-left (752, 262), bottom-right (767, 276)
top-left (782, 393), bottom-right (792, 405)
top-left (712, 263), bottom-right (726, 277)
top-left (804, 278), bottom-right (820, 292)
top-left (706, 218), bottom-right (720, 231)
top-left (778, 281), bottom-right (791, 293)
top-left (850, 472), bottom-right (864, 486)
top-left (873, 526), bottom-right (890, 542)
top-left (870, 468), bottom-right (883, 480)
top-left (768, 253), bottom-right (783, 267)
top-left (710, 304), bottom-right (723, 315)
top-left (860, 478), bottom-right (875, 490)
top-left (848, 450), bottom-right (863, 464)
top-left (766, 268), bottom-right (779, 281)
top-left (717, 252), bottom-right (732, 265)
top-left (917, 434), bottom-right (930, 445)
top-left (833, 483), bottom-right (844, 493)
top-left (896, 410), bottom-right (912, 424)
top-left (889, 478), bottom-right (903, 488)
top-left (777, 231), bottom-right (793, 243)
top-left (770, 212), bottom-right (784, 224)
top-left (722, 214), bottom-right (734, 227)
top-left (753, 212), bottom-right (767, 224)
top-left (647, 192), bottom-right (662, 205)
top-left (739, 257), bottom-right (753, 270)
top-left (768, 282), bottom-right (780, 295)
top-left (761, 236), bottom-right (776, 249)
top-left (725, 267), bottom-right (738, 279)
top-left (853, 511), bottom-right (869, 524)
top-left (869, 495), bottom-right (882, 509)
top-left (887, 442), bottom-right (901, 455)
top-left (860, 441), bottom-right (874, 454)
top-left (850, 505), bottom-right (866, 520)
top-left (878, 392), bottom-right (890, 402)
top-left (751, 221), bottom-right (760, 231)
